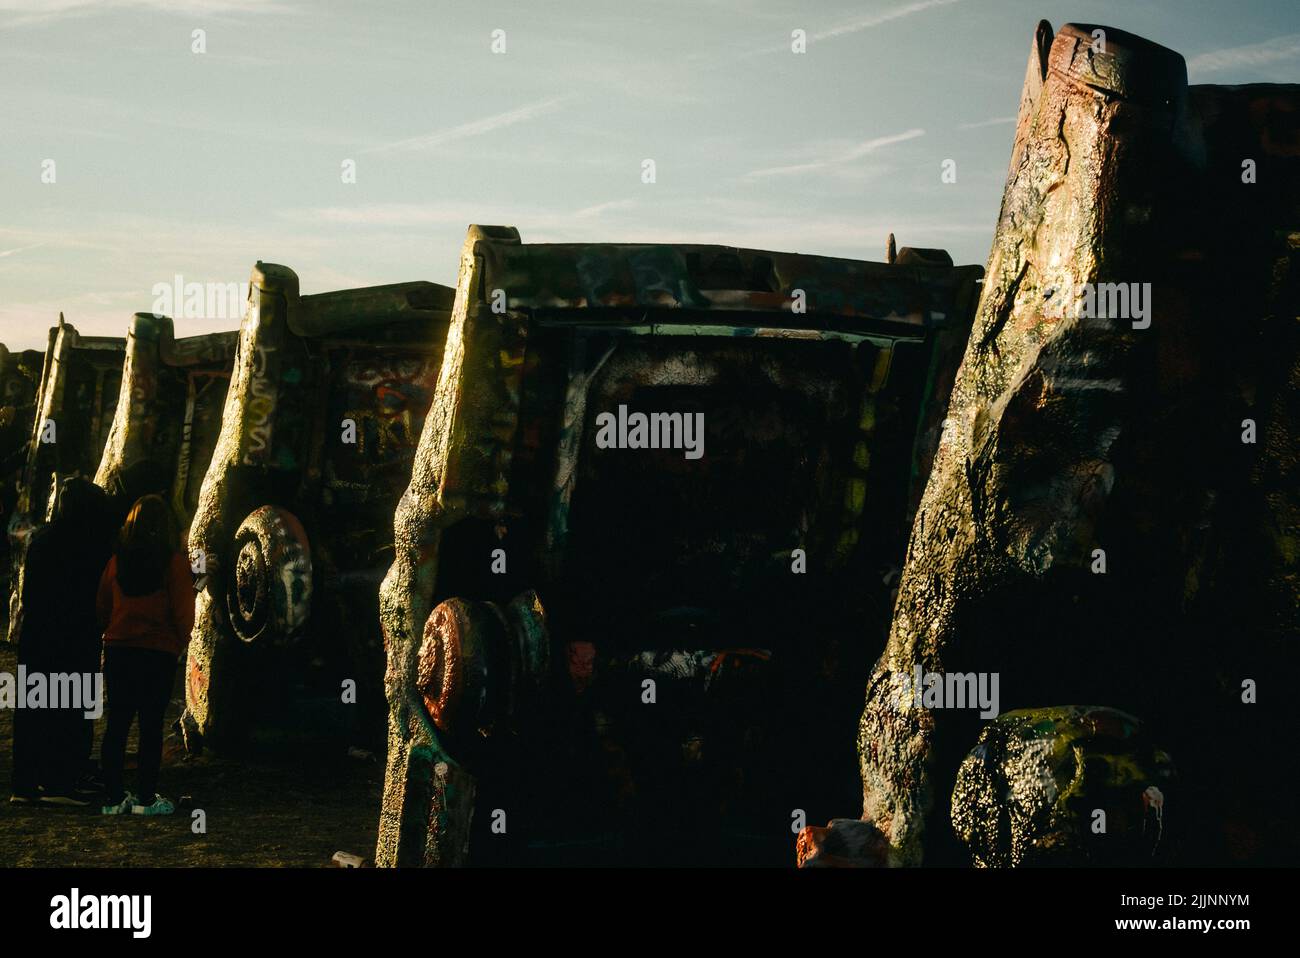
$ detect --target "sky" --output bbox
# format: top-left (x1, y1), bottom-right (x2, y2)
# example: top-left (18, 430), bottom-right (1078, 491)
top-left (2, 0), bottom-right (1298, 349)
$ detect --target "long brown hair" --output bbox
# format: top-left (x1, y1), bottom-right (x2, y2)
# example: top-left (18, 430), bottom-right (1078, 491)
top-left (115, 494), bottom-right (177, 596)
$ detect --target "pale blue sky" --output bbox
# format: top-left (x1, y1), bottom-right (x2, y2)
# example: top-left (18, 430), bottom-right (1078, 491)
top-left (2, 0), bottom-right (1297, 348)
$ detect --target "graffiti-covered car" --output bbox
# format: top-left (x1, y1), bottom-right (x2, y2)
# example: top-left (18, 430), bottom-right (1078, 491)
top-left (93, 312), bottom-right (238, 528)
top-left (181, 263), bottom-right (455, 751)
top-left (6, 318), bottom-right (126, 641)
top-left (0, 344), bottom-right (45, 484)
top-left (829, 21), bottom-right (1300, 870)
top-left (376, 225), bottom-right (983, 866)
top-left (0, 344), bottom-right (47, 599)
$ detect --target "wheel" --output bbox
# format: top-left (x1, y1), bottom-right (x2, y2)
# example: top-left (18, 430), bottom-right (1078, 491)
top-left (417, 590), bottom-right (550, 749)
top-left (225, 505), bottom-right (312, 644)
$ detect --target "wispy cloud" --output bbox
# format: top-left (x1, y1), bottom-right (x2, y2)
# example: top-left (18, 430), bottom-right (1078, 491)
top-left (807, 0), bottom-right (963, 43)
top-left (284, 204), bottom-right (495, 227)
top-left (0, 91), bottom-right (358, 147)
top-left (0, 241), bottom-right (48, 259)
top-left (958, 116), bottom-right (1015, 130)
top-left (742, 129), bottom-right (925, 180)
top-left (1187, 34), bottom-right (1300, 74)
top-left (363, 96), bottom-right (571, 155)
top-left (730, 0), bottom-right (965, 58)
top-left (282, 199), bottom-right (641, 232)
top-left (0, 0), bottom-right (297, 29)
top-left (573, 199), bottom-right (637, 219)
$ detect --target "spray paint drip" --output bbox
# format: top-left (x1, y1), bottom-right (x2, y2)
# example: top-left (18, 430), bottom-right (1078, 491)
top-left (1142, 785), bottom-right (1165, 847)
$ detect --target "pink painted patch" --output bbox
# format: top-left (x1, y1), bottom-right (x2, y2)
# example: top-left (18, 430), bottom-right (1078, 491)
top-left (567, 641), bottom-right (596, 692)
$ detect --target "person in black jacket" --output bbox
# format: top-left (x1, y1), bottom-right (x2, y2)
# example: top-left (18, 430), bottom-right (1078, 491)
top-left (9, 476), bottom-right (118, 805)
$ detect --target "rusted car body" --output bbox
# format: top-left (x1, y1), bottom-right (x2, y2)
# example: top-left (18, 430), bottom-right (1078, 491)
top-left (5, 320), bottom-right (126, 642)
top-left (375, 225), bottom-right (983, 866)
top-left (93, 313), bottom-right (238, 529)
top-left (181, 263), bottom-right (455, 750)
top-left (803, 22), bottom-right (1300, 869)
top-left (0, 344), bottom-right (45, 484)
top-left (0, 344), bottom-right (47, 603)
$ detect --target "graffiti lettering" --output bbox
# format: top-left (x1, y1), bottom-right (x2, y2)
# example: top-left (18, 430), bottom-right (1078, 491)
top-left (345, 358), bottom-right (426, 389)
top-left (243, 344), bottom-right (277, 465)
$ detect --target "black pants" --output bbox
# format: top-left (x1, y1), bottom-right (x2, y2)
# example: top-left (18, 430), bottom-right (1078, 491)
top-left (10, 638), bottom-right (85, 796)
top-left (13, 608), bottom-right (104, 796)
top-left (43, 703), bottom-right (93, 793)
top-left (12, 680), bottom-right (97, 796)
top-left (100, 647), bottom-right (177, 806)
top-left (12, 704), bottom-right (43, 797)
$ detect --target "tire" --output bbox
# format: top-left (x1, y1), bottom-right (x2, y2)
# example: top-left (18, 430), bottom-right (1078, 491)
top-left (225, 505), bottom-right (312, 644)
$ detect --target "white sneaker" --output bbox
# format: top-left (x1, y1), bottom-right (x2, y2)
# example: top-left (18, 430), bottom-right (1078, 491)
top-left (101, 792), bottom-right (138, 816)
top-left (131, 795), bottom-right (176, 817)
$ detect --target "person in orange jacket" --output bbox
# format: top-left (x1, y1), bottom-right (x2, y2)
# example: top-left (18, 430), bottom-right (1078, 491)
top-left (96, 494), bottom-right (195, 816)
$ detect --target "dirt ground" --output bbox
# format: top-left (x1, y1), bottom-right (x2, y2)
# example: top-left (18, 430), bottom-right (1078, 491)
top-left (0, 644), bottom-right (384, 867)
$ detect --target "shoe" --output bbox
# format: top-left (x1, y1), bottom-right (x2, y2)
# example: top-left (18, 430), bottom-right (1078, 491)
top-left (73, 774), bottom-right (104, 797)
top-left (101, 792), bottom-right (137, 816)
top-left (39, 790), bottom-right (92, 807)
top-left (131, 795), bottom-right (175, 817)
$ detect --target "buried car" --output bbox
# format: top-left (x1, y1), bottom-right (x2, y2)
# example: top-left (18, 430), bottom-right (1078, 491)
top-left (6, 318), bottom-right (126, 642)
top-left (0, 344), bottom-right (47, 600)
top-left (93, 312), bottom-right (239, 526)
top-left (818, 21), bottom-right (1300, 869)
top-left (0, 344), bottom-right (45, 497)
top-left (375, 225), bottom-right (983, 866)
top-left (180, 263), bottom-right (455, 751)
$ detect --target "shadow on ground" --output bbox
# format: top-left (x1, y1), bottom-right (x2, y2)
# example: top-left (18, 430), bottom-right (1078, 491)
top-left (0, 644), bottom-right (383, 867)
